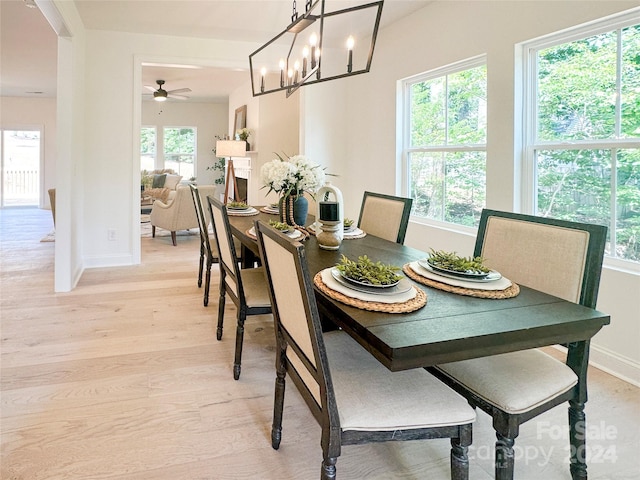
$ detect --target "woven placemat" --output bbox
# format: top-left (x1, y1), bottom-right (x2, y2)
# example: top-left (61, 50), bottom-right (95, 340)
top-left (402, 264), bottom-right (520, 299)
top-left (314, 272), bottom-right (427, 313)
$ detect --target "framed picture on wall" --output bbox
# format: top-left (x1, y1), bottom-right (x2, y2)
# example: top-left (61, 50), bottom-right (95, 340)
top-left (234, 105), bottom-right (247, 136)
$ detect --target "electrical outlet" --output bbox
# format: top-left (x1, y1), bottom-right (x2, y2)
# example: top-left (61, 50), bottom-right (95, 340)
top-left (107, 229), bottom-right (117, 241)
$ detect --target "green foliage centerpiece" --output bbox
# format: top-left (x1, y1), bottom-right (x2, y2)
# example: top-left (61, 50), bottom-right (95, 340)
top-left (427, 249), bottom-right (490, 275)
top-left (336, 255), bottom-right (403, 286)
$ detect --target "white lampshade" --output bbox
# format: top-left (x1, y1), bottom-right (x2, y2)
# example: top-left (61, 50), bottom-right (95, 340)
top-left (216, 140), bottom-right (246, 158)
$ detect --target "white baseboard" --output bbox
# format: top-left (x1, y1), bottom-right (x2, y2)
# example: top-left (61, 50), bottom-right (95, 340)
top-left (551, 344), bottom-right (640, 387)
top-left (589, 344), bottom-right (640, 387)
top-left (83, 254), bottom-right (136, 269)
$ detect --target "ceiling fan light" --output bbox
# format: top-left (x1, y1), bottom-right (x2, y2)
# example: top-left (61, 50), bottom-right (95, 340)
top-left (153, 91), bottom-right (167, 101)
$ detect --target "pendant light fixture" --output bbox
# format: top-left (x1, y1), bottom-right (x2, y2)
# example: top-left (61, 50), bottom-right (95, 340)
top-left (249, 0), bottom-right (384, 98)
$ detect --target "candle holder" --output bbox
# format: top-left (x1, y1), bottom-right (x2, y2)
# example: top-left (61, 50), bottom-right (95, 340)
top-left (317, 220), bottom-right (342, 250)
top-left (316, 183), bottom-right (344, 250)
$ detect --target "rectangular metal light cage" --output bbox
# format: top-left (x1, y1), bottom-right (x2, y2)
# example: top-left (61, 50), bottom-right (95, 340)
top-left (249, 0), bottom-right (384, 98)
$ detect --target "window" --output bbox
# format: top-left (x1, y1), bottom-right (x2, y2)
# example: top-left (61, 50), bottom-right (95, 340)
top-left (163, 127), bottom-right (196, 178)
top-left (523, 13), bottom-right (640, 264)
top-left (403, 56), bottom-right (487, 227)
top-left (140, 126), bottom-right (156, 171)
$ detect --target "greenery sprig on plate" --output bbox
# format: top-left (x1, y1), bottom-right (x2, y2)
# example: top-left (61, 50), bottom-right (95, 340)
top-left (343, 218), bottom-right (354, 228)
top-left (427, 249), bottom-right (490, 274)
top-left (335, 254), bottom-right (402, 286)
top-left (227, 201), bottom-right (249, 209)
top-left (268, 220), bottom-right (291, 232)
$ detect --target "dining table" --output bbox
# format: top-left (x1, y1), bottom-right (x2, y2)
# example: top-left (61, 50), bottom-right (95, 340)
top-left (226, 208), bottom-right (610, 477)
top-left (227, 210), bottom-right (609, 369)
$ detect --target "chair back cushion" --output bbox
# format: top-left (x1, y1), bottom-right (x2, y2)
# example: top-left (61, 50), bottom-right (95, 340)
top-left (208, 197), bottom-right (240, 294)
top-left (475, 210), bottom-right (607, 307)
top-left (190, 185), bottom-right (218, 258)
top-left (358, 191), bottom-right (412, 244)
top-left (256, 221), bottom-right (328, 409)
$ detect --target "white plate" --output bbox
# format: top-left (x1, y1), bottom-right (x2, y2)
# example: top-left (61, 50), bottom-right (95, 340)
top-left (251, 225), bottom-right (302, 240)
top-left (227, 205), bottom-right (250, 211)
top-left (418, 258), bottom-right (502, 283)
top-left (343, 227), bottom-right (364, 237)
top-left (331, 268), bottom-right (411, 295)
top-left (287, 229), bottom-right (303, 240)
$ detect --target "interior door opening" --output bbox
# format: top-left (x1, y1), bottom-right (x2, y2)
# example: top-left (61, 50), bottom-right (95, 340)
top-left (1, 129), bottom-right (42, 208)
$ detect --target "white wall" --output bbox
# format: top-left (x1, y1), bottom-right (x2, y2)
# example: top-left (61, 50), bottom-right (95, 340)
top-left (141, 100), bottom-right (228, 184)
top-left (300, 80), bottom-right (350, 206)
top-left (228, 79), bottom-right (300, 206)
top-left (80, 29), bottom-right (257, 268)
top-left (302, 1), bottom-right (640, 384)
top-left (50, 0), bottom-right (86, 292)
top-left (0, 97), bottom-right (57, 209)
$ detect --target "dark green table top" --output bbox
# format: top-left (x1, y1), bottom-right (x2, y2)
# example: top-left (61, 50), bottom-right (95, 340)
top-left (228, 211), bottom-right (610, 372)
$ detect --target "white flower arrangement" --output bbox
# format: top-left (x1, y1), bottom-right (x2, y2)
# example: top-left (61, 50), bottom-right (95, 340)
top-left (236, 128), bottom-right (251, 141)
top-left (260, 153), bottom-right (326, 197)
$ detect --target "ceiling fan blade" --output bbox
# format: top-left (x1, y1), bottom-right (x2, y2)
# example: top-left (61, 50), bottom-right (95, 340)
top-left (167, 87), bottom-right (191, 94)
top-left (143, 85), bottom-right (157, 92)
top-left (167, 94), bottom-right (189, 100)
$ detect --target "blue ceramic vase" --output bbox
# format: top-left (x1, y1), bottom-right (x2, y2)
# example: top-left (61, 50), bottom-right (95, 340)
top-left (279, 193), bottom-right (308, 226)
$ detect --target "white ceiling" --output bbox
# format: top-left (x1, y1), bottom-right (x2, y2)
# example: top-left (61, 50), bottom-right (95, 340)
top-left (1, 0), bottom-right (430, 103)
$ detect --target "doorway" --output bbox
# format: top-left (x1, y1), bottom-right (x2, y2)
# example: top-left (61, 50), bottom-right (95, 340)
top-left (1, 128), bottom-right (42, 207)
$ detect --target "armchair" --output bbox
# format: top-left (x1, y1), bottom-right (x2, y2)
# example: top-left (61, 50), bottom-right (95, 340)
top-left (149, 185), bottom-right (198, 246)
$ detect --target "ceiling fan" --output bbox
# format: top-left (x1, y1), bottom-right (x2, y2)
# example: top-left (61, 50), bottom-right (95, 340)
top-left (143, 79), bottom-right (191, 102)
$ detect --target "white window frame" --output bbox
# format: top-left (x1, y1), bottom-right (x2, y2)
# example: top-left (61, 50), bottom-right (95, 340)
top-left (401, 54), bottom-right (487, 233)
top-left (520, 8), bottom-right (640, 271)
top-left (140, 125), bottom-right (156, 171)
top-left (163, 126), bottom-right (197, 177)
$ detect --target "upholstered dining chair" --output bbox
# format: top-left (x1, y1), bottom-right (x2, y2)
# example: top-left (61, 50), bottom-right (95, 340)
top-left (189, 184), bottom-right (218, 307)
top-left (47, 188), bottom-right (56, 227)
top-left (255, 220), bottom-right (476, 480)
top-left (428, 209), bottom-right (607, 480)
top-left (207, 197), bottom-right (272, 380)
top-left (357, 191), bottom-right (413, 244)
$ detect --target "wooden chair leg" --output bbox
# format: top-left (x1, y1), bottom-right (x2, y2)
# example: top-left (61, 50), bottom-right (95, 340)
top-left (451, 435), bottom-right (470, 480)
top-left (203, 257), bottom-right (212, 307)
top-left (569, 400), bottom-right (588, 479)
top-left (216, 273), bottom-right (226, 341)
top-left (233, 308), bottom-right (247, 380)
top-left (170, 231), bottom-right (177, 246)
top-left (198, 244), bottom-right (205, 288)
top-left (321, 457), bottom-right (337, 480)
top-left (271, 359), bottom-right (286, 450)
top-left (495, 433), bottom-right (515, 480)
top-left (152, 225), bottom-right (156, 238)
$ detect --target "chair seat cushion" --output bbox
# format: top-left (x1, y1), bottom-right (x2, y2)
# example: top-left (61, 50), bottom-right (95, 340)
top-left (237, 268), bottom-right (271, 308)
top-left (324, 331), bottom-right (475, 432)
top-left (437, 349), bottom-right (578, 414)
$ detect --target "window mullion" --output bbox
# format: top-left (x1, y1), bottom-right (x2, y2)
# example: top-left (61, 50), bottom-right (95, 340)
top-left (610, 149), bottom-right (618, 258)
top-left (615, 28), bottom-right (623, 138)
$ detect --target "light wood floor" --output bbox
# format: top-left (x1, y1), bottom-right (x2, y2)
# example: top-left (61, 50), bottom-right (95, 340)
top-left (1, 208), bottom-right (638, 480)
